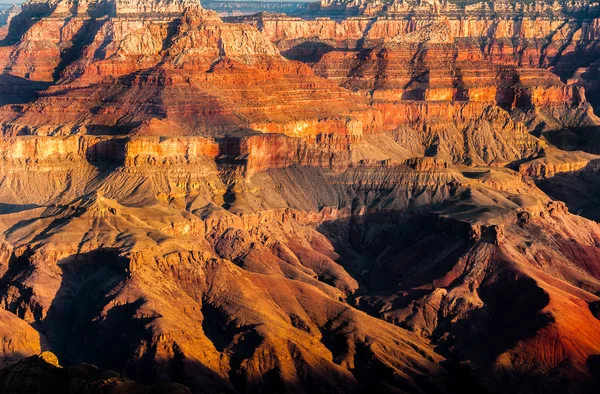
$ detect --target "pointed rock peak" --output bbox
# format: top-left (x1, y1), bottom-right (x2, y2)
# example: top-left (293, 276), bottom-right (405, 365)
top-left (38, 352), bottom-right (61, 368)
top-left (179, 3), bottom-right (221, 27)
top-left (70, 191), bottom-right (121, 213)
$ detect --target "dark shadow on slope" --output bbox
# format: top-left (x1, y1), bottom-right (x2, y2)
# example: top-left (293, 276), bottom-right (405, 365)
top-left (130, 346), bottom-right (236, 394)
top-left (35, 249), bottom-right (136, 368)
top-left (35, 249), bottom-right (235, 394)
top-left (590, 301), bottom-right (600, 320)
top-left (589, 355), bottom-right (600, 381)
top-left (551, 45), bottom-right (599, 83)
top-left (200, 301), bottom-right (257, 353)
top-left (317, 211), bottom-right (475, 297)
top-left (0, 352), bottom-right (193, 394)
top-left (52, 19), bottom-right (105, 81)
top-left (536, 168), bottom-right (600, 222)
top-left (451, 55), bottom-right (468, 101)
top-left (160, 19), bottom-right (182, 53)
top-left (280, 41), bottom-right (336, 63)
top-left (0, 74), bottom-right (51, 105)
top-left (434, 268), bottom-right (553, 364)
top-left (495, 67), bottom-right (532, 111)
top-left (542, 126), bottom-right (600, 154)
top-left (0, 11), bottom-right (43, 47)
top-left (315, 211), bottom-right (584, 393)
top-left (324, 212), bottom-right (555, 367)
top-left (355, 17), bottom-right (377, 50)
top-left (0, 248), bottom-right (39, 319)
top-left (352, 342), bottom-right (444, 394)
top-left (226, 329), bottom-right (263, 393)
top-left (0, 202), bottom-right (39, 214)
top-left (84, 138), bottom-right (128, 170)
top-left (402, 42), bottom-right (429, 100)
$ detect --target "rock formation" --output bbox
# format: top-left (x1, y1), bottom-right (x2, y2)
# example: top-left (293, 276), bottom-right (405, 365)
top-left (0, 4), bottom-right (21, 40)
top-left (1, 1), bottom-right (600, 394)
top-left (202, 1), bottom-right (310, 17)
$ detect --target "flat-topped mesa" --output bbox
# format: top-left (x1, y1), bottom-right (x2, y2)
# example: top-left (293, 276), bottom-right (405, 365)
top-left (203, 1), bottom-right (310, 17)
top-left (240, 7), bottom-right (600, 43)
top-left (317, 0), bottom-right (600, 17)
top-left (0, 135), bottom-right (219, 168)
top-left (22, 0), bottom-right (203, 17)
top-left (0, 133), bottom-right (361, 177)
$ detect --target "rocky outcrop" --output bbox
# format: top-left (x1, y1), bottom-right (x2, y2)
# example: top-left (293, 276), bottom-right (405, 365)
top-left (0, 352), bottom-right (192, 394)
top-left (0, 135), bottom-right (126, 164)
top-left (236, 3), bottom-right (600, 117)
top-left (22, 0), bottom-right (202, 17)
top-left (518, 149), bottom-right (600, 178)
top-left (0, 4), bottom-right (20, 40)
top-left (404, 156), bottom-right (448, 171)
top-left (124, 136), bottom-right (219, 166)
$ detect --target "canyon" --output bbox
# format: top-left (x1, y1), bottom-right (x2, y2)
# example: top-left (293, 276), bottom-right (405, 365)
top-left (1, 0), bottom-right (600, 393)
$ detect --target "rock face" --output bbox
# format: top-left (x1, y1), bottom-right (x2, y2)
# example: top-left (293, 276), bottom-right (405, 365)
top-left (0, 309), bottom-right (42, 368)
top-left (239, 3), bottom-right (598, 105)
top-left (233, 1), bottom-right (600, 158)
top-left (2, 1), bottom-right (600, 394)
top-left (0, 4), bottom-right (21, 40)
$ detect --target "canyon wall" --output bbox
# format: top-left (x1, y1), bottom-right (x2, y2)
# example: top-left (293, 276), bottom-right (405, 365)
top-left (203, 0), bottom-right (310, 17)
top-left (233, 1), bottom-right (599, 108)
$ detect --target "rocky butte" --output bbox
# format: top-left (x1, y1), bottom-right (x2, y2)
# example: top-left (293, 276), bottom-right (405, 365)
top-left (1, 0), bottom-right (600, 393)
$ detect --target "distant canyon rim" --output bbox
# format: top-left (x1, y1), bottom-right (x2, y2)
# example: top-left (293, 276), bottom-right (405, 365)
top-left (1, 0), bottom-right (600, 393)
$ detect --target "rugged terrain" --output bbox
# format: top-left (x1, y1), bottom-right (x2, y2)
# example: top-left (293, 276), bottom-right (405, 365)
top-left (1, 1), bottom-right (600, 394)
top-left (202, 1), bottom-right (309, 17)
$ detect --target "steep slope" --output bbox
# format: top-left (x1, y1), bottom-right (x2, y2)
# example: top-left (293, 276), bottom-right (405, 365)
top-left (237, 1), bottom-right (600, 158)
top-left (0, 4), bottom-right (20, 40)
